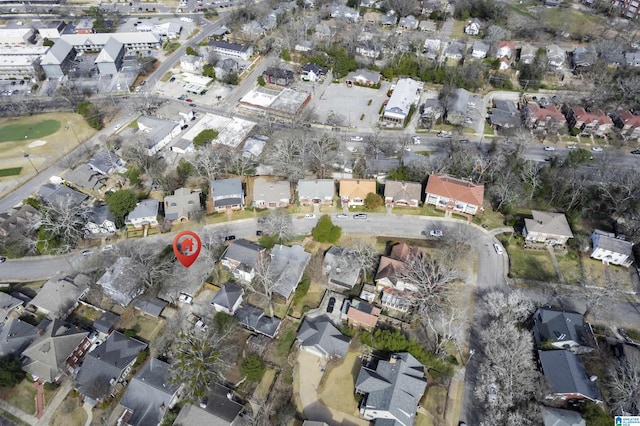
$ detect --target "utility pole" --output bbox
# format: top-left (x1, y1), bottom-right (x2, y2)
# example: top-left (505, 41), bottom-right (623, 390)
top-left (22, 151), bottom-right (38, 174)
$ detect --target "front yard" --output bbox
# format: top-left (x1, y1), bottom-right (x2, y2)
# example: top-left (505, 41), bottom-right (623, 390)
top-left (0, 379), bottom-right (36, 415)
top-left (50, 393), bottom-right (87, 426)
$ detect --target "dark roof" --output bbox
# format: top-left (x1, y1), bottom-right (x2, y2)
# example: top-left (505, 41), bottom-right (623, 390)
top-left (489, 99), bottom-right (521, 128)
top-left (120, 358), bottom-right (179, 426)
top-left (355, 352), bottom-right (427, 423)
top-left (207, 40), bottom-right (251, 53)
top-left (75, 331), bottom-right (147, 400)
top-left (264, 67), bottom-right (294, 79)
top-left (133, 298), bottom-right (167, 317)
top-left (270, 244), bottom-right (312, 299)
top-left (532, 308), bottom-right (590, 347)
top-left (211, 282), bottom-right (244, 311)
top-left (0, 318), bottom-right (38, 357)
top-left (323, 246), bottom-right (361, 289)
top-left (221, 239), bottom-right (264, 267)
top-left (538, 350), bottom-right (602, 402)
top-left (236, 305), bottom-right (281, 338)
top-left (88, 204), bottom-right (115, 226)
top-left (93, 311), bottom-right (120, 335)
top-left (37, 183), bottom-right (88, 206)
top-left (302, 63), bottom-right (327, 75)
top-left (296, 315), bottom-right (350, 357)
top-left (87, 150), bottom-right (122, 175)
top-left (174, 382), bottom-right (244, 424)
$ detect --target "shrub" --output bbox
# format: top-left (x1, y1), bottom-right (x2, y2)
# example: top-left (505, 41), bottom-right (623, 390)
top-left (311, 214), bottom-right (342, 243)
top-left (193, 129), bottom-right (219, 148)
top-left (240, 355), bottom-right (265, 382)
top-left (364, 192), bottom-right (383, 210)
top-left (257, 75), bottom-right (266, 86)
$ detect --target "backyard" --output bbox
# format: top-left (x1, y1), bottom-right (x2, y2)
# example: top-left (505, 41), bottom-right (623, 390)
top-left (50, 393), bottom-right (87, 426)
top-left (118, 311), bottom-right (165, 342)
top-left (318, 346), bottom-right (362, 417)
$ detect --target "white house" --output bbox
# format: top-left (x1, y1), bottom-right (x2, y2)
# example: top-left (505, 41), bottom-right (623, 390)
top-left (207, 40), bottom-right (253, 60)
top-left (125, 199), bottom-right (159, 229)
top-left (137, 116), bottom-right (182, 156)
top-left (211, 282), bottom-right (244, 314)
top-left (471, 41), bottom-right (489, 59)
top-left (424, 174), bottom-right (484, 216)
top-left (382, 78), bottom-right (422, 124)
top-left (590, 230), bottom-right (634, 267)
top-left (85, 205), bottom-right (116, 235)
top-left (464, 18), bottom-right (480, 36)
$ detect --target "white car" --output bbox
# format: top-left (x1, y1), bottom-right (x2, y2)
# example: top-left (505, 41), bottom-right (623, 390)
top-left (493, 243), bottom-right (504, 255)
top-left (437, 131), bottom-right (452, 138)
top-left (567, 144), bottom-right (577, 150)
top-left (114, 124), bottom-right (122, 130)
top-left (347, 146), bottom-right (358, 153)
top-left (350, 136), bottom-right (364, 142)
top-left (195, 320), bottom-right (208, 332)
top-left (591, 146), bottom-right (603, 152)
top-left (304, 213), bottom-right (316, 219)
top-left (544, 146), bottom-right (556, 151)
top-left (430, 230), bottom-right (443, 237)
top-left (411, 136), bottom-right (421, 144)
top-left (101, 244), bottom-right (114, 251)
top-left (178, 293), bottom-right (193, 304)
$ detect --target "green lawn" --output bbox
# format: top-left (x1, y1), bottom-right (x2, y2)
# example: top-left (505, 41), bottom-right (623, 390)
top-left (541, 7), bottom-right (605, 35)
top-left (0, 167), bottom-right (22, 177)
top-left (253, 368), bottom-right (276, 402)
top-left (0, 379), bottom-right (36, 415)
top-left (555, 251), bottom-right (582, 284)
top-left (501, 238), bottom-right (557, 281)
top-left (0, 119), bottom-right (61, 142)
top-left (450, 19), bottom-right (466, 38)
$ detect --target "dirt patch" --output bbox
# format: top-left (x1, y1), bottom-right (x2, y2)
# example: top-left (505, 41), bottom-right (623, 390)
top-left (50, 393), bottom-right (87, 426)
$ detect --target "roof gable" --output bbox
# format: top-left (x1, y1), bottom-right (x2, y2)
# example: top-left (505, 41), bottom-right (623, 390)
top-left (425, 174), bottom-right (484, 206)
top-left (525, 211), bottom-right (574, 238)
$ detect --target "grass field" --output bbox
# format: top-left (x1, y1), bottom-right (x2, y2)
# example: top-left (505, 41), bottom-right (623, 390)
top-left (318, 348), bottom-right (361, 416)
top-left (0, 167), bottom-right (22, 177)
top-left (0, 379), bottom-right (36, 415)
top-left (0, 119), bottom-right (61, 142)
top-left (541, 8), bottom-right (605, 35)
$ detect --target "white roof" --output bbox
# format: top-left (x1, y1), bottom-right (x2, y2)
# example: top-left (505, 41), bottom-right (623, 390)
top-left (58, 32), bottom-right (160, 47)
top-left (385, 78), bottom-right (422, 117)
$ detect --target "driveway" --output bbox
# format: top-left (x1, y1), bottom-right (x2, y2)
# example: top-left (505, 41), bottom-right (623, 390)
top-left (295, 350), bottom-right (368, 426)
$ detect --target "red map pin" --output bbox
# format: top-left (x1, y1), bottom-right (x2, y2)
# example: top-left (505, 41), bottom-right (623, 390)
top-left (173, 231), bottom-right (202, 268)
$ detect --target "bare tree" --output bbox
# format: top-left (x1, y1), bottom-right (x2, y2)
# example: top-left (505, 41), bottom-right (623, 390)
top-left (483, 290), bottom-right (535, 323)
top-left (422, 305), bottom-right (467, 360)
top-left (607, 354), bottom-right (640, 415)
top-left (128, 93), bottom-right (164, 115)
top-left (169, 326), bottom-right (237, 403)
top-left (308, 135), bottom-right (339, 178)
top-left (262, 208), bottom-right (293, 242)
top-left (40, 199), bottom-right (92, 249)
top-left (244, 256), bottom-right (288, 317)
top-left (345, 242), bottom-right (378, 282)
top-left (117, 242), bottom-right (175, 290)
top-left (187, 148), bottom-right (229, 181)
top-left (265, 131), bottom-right (308, 182)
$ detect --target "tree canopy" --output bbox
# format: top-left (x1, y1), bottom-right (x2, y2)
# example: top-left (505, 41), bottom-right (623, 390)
top-left (311, 214), bottom-right (342, 243)
top-left (364, 192), bottom-right (383, 210)
top-left (105, 189), bottom-right (138, 228)
top-left (193, 129), bottom-right (219, 148)
top-left (0, 356), bottom-right (25, 388)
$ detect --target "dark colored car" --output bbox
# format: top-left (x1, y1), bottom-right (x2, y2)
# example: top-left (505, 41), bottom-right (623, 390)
top-left (185, 98), bottom-right (193, 102)
top-left (0, 257), bottom-right (6, 263)
top-left (353, 214), bottom-right (367, 219)
top-left (631, 150), bottom-right (640, 155)
top-left (225, 235), bottom-right (236, 241)
top-left (189, 103), bottom-right (196, 107)
top-left (169, 77), bottom-right (176, 82)
top-left (326, 297), bottom-right (336, 313)
top-left (256, 230), bottom-right (263, 236)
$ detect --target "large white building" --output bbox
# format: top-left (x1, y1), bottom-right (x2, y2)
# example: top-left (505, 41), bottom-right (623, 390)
top-left (0, 46), bottom-right (48, 80)
top-left (207, 40), bottom-right (253, 60)
top-left (382, 78), bottom-right (422, 124)
top-left (0, 28), bottom-right (35, 46)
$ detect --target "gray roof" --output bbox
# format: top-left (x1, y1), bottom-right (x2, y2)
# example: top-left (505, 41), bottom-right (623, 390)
top-left (126, 199), bottom-right (159, 222)
top-left (541, 406), bottom-right (585, 426)
top-left (346, 69), bottom-right (381, 84)
top-left (384, 181), bottom-right (422, 204)
top-left (120, 358), bottom-right (179, 426)
top-left (137, 116), bottom-right (180, 149)
top-left (93, 311), bottom-right (120, 335)
top-left (97, 257), bottom-right (142, 306)
top-left (22, 319), bottom-right (89, 382)
top-left (591, 230), bottom-right (633, 257)
top-left (164, 187), bottom-right (201, 221)
top-left (211, 282), bottom-right (244, 311)
top-left (174, 383), bottom-right (244, 425)
top-left (489, 99), bottom-right (521, 128)
top-left (87, 150), bottom-right (122, 175)
top-left (133, 298), bottom-right (167, 317)
top-left (532, 308), bottom-right (590, 347)
top-left (64, 165), bottom-right (107, 191)
top-left (210, 177), bottom-right (244, 208)
top-left (525, 211), bottom-right (573, 239)
top-left (40, 39), bottom-right (73, 65)
top-left (236, 305), bottom-right (281, 338)
top-left (207, 40), bottom-right (251, 53)
top-left (355, 352), bottom-right (427, 423)
top-left (37, 183), bottom-right (88, 206)
top-left (296, 315), bottom-right (350, 357)
top-left (472, 40), bottom-right (490, 52)
top-left (222, 239), bottom-right (265, 270)
top-left (29, 274), bottom-right (90, 319)
top-left (76, 331), bottom-right (147, 400)
top-left (88, 204), bottom-right (115, 227)
top-left (0, 205), bottom-right (41, 238)
top-left (445, 40), bottom-right (466, 57)
top-left (0, 318), bottom-right (37, 357)
top-left (449, 88), bottom-right (471, 115)
top-left (0, 292), bottom-right (24, 321)
top-left (95, 37), bottom-right (123, 64)
top-left (270, 244), bottom-right (312, 299)
top-left (323, 246), bottom-right (361, 289)
top-left (538, 350), bottom-right (602, 401)
top-left (302, 63), bottom-right (327, 75)
top-left (297, 179), bottom-right (335, 200)
top-left (252, 178), bottom-right (290, 204)
top-left (573, 47), bottom-right (594, 68)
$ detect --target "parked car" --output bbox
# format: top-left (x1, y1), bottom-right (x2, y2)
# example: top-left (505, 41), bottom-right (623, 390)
top-left (256, 230), bottom-right (263, 236)
top-left (353, 214), bottom-right (367, 219)
top-left (411, 136), bottom-right (421, 144)
top-left (493, 243), bottom-right (503, 255)
top-left (185, 98), bottom-right (193, 102)
top-left (189, 103), bottom-right (196, 107)
top-left (567, 144), bottom-right (577, 150)
top-left (326, 297), bottom-right (336, 313)
top-left (437, 131), bottom-right (452, 138)
top-left (101, 245), bottom-right (113, 251)
top-left (347, 146), bottom-right (358, 153)
top-left (81, 250), bottom-right (94, 256)
top-left (114, 124), bottom-right (121, 130)
top-left (178, 293), bottom-right (193, 304)
top-left (336, 213), bottom-right (348, 219)
top-left (591, 146), bottom-right (603, 152)
top-left (224, 235), bottom-right (236, 241)
top-left (631, 150), bottom-right (640, 155)
top-left (195, 319), bottom-right (208, 332)
top-left (304, 213), bottom-right (316, 219)
top-left (169, 76), bottom-right (176, 83)
top-left (350, 136), bottom-right (364, 141)
top-left (544, 146), bottom-right (555, 151)
top-left (430, 230), bottom-right (443, 237)
top-left (0, 257), bottom-right (6, 263)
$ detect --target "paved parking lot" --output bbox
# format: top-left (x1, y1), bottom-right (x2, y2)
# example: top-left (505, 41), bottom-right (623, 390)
top-left (155, 77), bottom-right (234, 108)
top-left (305, 80), bottom-right (393, 130)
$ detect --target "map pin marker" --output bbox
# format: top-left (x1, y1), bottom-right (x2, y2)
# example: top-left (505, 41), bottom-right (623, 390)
top-left (173, 231), bottom-right (202, 268)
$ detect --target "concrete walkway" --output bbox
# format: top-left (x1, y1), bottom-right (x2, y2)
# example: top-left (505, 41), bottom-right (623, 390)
top-left (547, 245), bottom-right (565, 283)
top-left (82, 401), bottom-right (93, 426)
top-left (0, 397), bottom-right (37, 425)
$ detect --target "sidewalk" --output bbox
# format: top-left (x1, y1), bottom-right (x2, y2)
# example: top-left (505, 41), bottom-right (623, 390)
top-left (35, 380), bottom-right (72, 426)
top-left (0, 398), bottom-right (37, 425)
